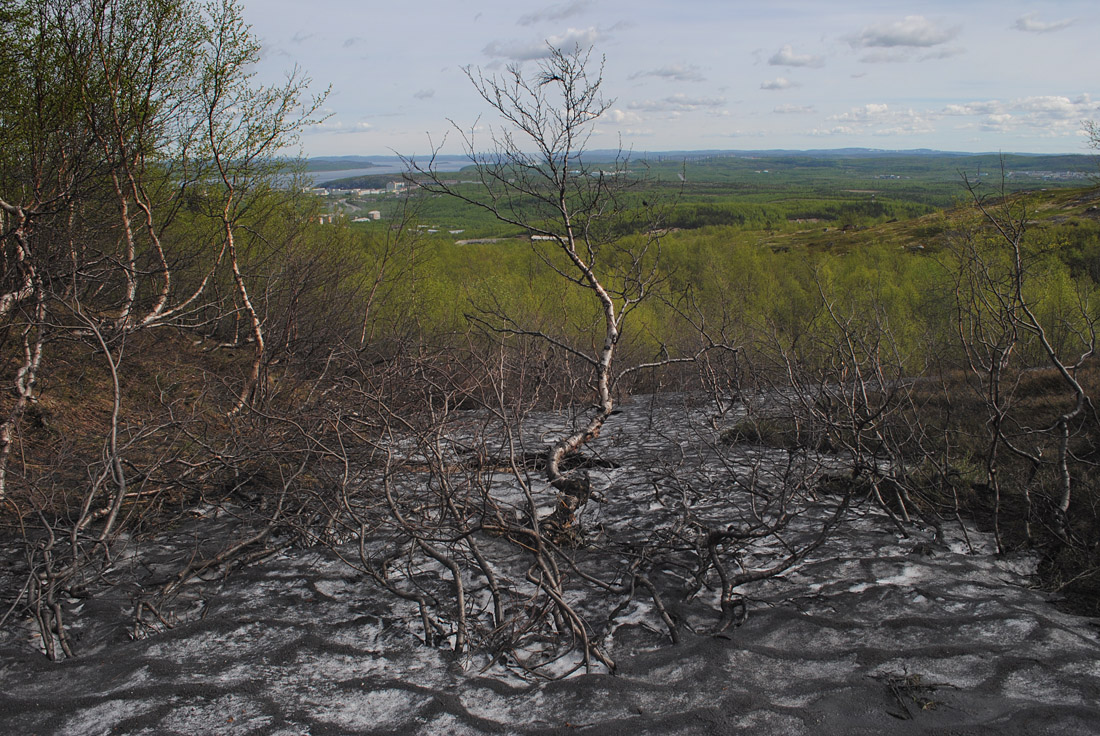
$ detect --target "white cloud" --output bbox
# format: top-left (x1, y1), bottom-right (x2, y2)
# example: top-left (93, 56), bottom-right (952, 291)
top-left (1013, 13), bottom-right (1073, 33)
top-left (518, 1), bottom-right (593, 27)
top-left (832, 103), bottom-right (891, 123)
top-left (849, 15), bottom-right (960, 48)
top-left (858, 50), bottom-right (911, 64)
top-left (628, 93), bottom-right (726, 112)
top-left (1013, 94), bottom-right (1093, 116)
top-left (413, 89), bottom-right (435, 100)
top-left (760, 77), bottom-right (797, 90)
top-left (629, 64), bottom-right (706, 82)
top-left (305, 119), bottom-right (373, 136)
top-left (859, 43), bottom-right (964, 64)
top-left (607, 109), bottom-right (644, 124)
top-left (482, 27), bottom-right (601, 61)
top-left (825, 104), bottom-right (935, 136)
top-left (810, 126), bottom-right (857, 137)
top-left (774, 104), bottom-right (814, 114)
top-left (945, 95), bottom-right (1096, 121)
top-left (548, 26), bottom-right (602, 49)
top-left (942, 101), bottom-right (1004, 116)
top-left (938, 95), bottom-right (1099, 137)
top-left (482, 39), bottom-right (549, 61)
top-left (872, 119), bottom-right (935, 136)
top-left (768, 44), bottom-right (824, 68)
top-left (981, 114), bottom-right (1014, 132)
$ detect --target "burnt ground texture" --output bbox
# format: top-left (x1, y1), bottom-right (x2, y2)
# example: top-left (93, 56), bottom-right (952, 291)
top-left (1, 396), bottom-right (1099, 735)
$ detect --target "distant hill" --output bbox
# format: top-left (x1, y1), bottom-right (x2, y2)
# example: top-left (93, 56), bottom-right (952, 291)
top-left (591, 147), bottom-right (1084, 160)
top-left (308, 148), bottom-right (1095, 195)
top-left (305, 154), bottom-right (472, 173)
top-left (305, 157), bottom-right (380, 173)
top-left (310, 148), bottom-right (1094, 174)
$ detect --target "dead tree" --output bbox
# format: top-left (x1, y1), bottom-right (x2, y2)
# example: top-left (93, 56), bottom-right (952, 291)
top-left (330, 45), bottom-right (853, 678)
top-left (0, 0), bottom-right (325, 658)
top-left (951, 169), bottom-right (1097, 545)
top-left (412, 45), bottom-right (673, 535)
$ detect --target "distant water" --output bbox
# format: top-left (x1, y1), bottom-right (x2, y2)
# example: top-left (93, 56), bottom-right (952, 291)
top-left (309, 160), bottom-right (468, 185)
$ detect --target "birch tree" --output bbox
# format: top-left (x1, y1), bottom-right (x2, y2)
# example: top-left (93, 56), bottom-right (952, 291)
top-left (0, 0), bottom-right (324, 656)
top-left (414, 46), bottom-right (675, 535)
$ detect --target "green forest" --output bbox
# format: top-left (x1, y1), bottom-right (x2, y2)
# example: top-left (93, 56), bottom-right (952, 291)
top-left (2, 0), bottom-right (1099, 671)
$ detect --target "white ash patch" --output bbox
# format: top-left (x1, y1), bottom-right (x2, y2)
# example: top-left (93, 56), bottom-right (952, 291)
top-left (1, 393), bottom-right (1099, 735)
top-left (306, 687), bottom-right (434, 731)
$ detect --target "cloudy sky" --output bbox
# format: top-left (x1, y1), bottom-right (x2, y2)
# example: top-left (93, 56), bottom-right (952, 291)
top-left (244, 0), bottom-right (1100, 157)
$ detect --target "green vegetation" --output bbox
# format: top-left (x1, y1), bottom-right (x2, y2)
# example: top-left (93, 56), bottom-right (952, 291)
top-left (319, 149), bottom-right (1093, 243)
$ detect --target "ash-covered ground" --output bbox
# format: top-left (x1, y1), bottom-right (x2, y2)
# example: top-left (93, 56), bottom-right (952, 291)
top-left (1, 395), bottom-right (1098, 735)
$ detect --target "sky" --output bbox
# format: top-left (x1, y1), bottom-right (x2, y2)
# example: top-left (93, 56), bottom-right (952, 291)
top-left (243, 0), bottom-right (1100, 158)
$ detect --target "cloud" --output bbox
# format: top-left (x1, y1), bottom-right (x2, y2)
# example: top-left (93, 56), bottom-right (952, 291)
top-left (482, 40), bottom-right (552, 60)
top-left (306, 119), bottom-right (373, 136)
top-left (628, 93), bottom-right (726, 112)
top-left (849, 15), bottom-right (959, 48)
top-left (760, 77), bottom-right (797, 90)
top-left (628, 64), bottom-right (706, 82)
top-left (291, 31), bottom-right (313, 44)
top-left (944, 94), bottom-right (1098, 122)
top-left (858, 43), bottom-right (964, 64)
top-left (942, 101), bottom-right (1004, 116)
top-left (810, 126), bottom-right (857, 137)
top-left (1013, 13), bottom-right (1073, 33)
top-left (768, 44), bottom-right (824, 68)
top-left (518, 1), bottom-right (593, 26)
top-left (980, 113), bottom-right (1014, 132)
top-left (773, 104), bottom-right (814, 114)
top-left (483, 27), bottom-right (601, 61)
top-left (872, 119), bottom-right (936, 136)
top-left (941, 94), bottom-right (1100, 137)
top-left (832, 103), bottom-right (891, 123)
top-left (481, 40), bottom-right (550, 61)
top-left (1014, 94), bottom-right (1096, 117)
top-left (825, 104), bottom-right (935, 135)
top-left (413, 89), bottom-right (435, 100)
top-left (343, 37), bottom-right (364, 49)
top-left (607, 109), bottom-right (644, 124)
top-left (547, 26), bottom-right (601, 48)
top-left (857, 50), bottom-right (910, 64)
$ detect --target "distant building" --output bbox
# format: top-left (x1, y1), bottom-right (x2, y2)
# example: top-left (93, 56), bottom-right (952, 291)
top-left (367, 210), bottom-right (381, 220)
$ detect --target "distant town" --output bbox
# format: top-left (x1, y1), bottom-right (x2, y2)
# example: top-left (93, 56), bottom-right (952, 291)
top-left (308, 180), bottom-right (411, 224)
top-left (308, 179), bottom-right (409, 198)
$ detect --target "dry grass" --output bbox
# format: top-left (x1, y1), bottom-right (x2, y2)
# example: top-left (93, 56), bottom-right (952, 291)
top-left (901, 361), bottom-right (1100, 615)
top-left (3, 329), bottom-right (246, 526)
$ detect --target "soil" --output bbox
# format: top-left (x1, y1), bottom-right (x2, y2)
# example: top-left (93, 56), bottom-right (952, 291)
top-left (1, 395), bottom-right (1098, 735)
